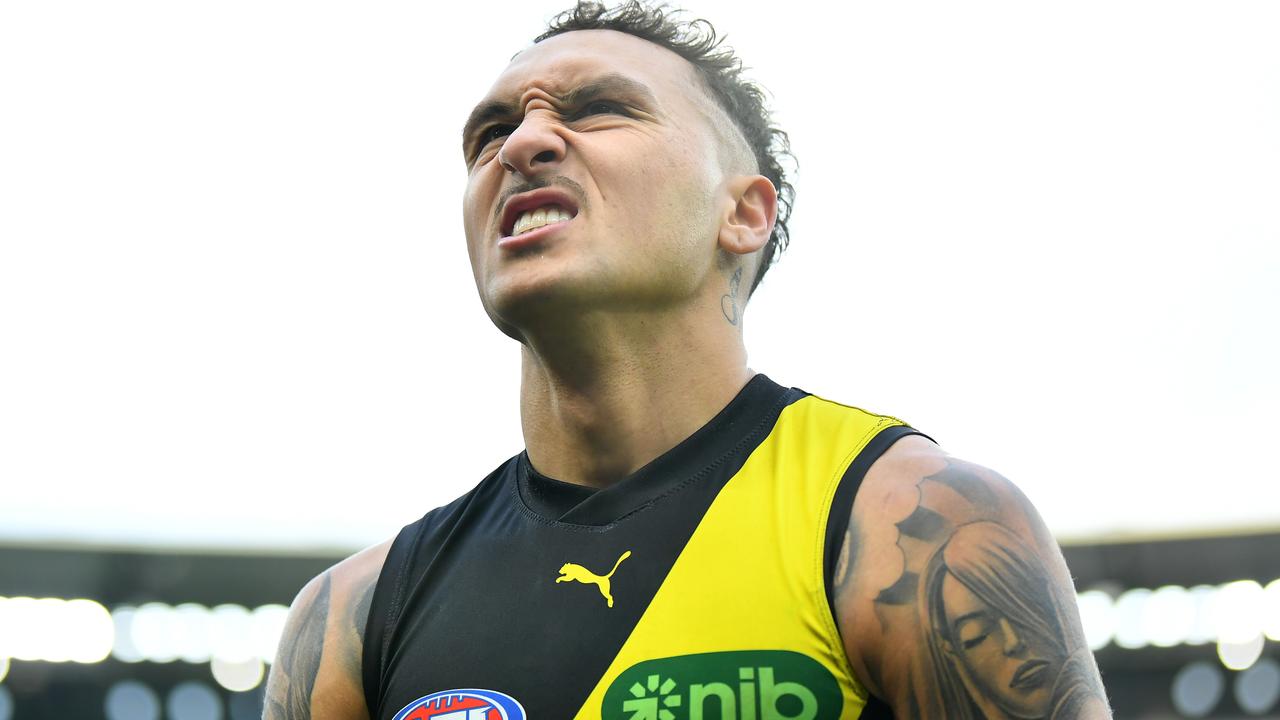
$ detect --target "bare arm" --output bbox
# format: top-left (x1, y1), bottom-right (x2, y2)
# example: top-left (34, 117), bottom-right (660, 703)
top-left (264, 540), bottom-right (391, 720)
top-left (834, 436), bottom-right (1111, 719)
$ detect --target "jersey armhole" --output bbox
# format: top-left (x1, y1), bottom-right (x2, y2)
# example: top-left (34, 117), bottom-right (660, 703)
top-left (822, 424), bottom-right (928, 615)
top-left (821, 424), bottom-right (932, 719)
top-left (362, 518), bottom-right (428, 718)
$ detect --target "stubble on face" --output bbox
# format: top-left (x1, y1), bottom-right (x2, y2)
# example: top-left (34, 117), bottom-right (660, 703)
top-left (460, 30), bottom-right (745, 336)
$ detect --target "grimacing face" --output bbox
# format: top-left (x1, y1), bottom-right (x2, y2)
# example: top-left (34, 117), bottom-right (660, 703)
top-left (941, 571), bottom-right (1064, 718)
top-left (461, 30), bottom-right (746, 340)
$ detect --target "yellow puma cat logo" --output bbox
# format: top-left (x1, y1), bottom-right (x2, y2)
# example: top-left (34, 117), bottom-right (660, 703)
top-left (555, 550), bottom-right (632, 607)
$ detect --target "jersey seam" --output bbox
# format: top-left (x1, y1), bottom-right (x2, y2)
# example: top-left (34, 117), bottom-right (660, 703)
top-left (807, 395), bottom-right (911, 429)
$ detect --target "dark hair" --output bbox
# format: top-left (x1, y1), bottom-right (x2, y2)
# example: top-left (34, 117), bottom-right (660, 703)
top-left (534, 1), bottom-right (796, 296)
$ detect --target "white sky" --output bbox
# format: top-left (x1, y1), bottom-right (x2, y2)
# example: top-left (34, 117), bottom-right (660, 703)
top-left (1, 1), bottom-right (1277, 555)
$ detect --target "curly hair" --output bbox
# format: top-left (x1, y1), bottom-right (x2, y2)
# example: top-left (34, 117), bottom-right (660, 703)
top-left (534, 1), bottom-right (796, 297)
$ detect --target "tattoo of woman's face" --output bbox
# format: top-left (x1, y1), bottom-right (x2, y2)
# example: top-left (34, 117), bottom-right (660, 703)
top-left (866, 462), bottom-right (1110, 719)
top-left (940, 570), bottom-right (1064, 718)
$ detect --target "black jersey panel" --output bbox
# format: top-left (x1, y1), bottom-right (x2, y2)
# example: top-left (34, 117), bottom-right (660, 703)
top-left (364, 376), bottom-right (804, 719)
top-left (361, 462), bottom-right (510, 716)
top-left (362, 513), bottom-right (415, 713)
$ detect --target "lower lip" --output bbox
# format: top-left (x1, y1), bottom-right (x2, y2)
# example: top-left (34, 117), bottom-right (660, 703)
top-left (1009, 660), bottom-right (1050, 690)
top-left (497, 218), bottom-right (573, 252)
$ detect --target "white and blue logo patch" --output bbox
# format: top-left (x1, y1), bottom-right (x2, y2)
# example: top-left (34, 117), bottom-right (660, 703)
top-left (392, 688), bottom-right (526, 720)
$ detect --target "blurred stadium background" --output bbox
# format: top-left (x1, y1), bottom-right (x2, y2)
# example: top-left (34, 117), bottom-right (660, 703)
top-left (1, 1), bottom-right (1277, 718)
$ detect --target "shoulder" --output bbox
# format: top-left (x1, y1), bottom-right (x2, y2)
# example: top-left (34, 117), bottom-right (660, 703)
top-left (839, 435), bottom-right (1066, 651)
top-left (854, 434), bottom-right (1054, 553)
top-left (833, 438), bottom-right (1111, 717)
top-left (855, 430), bottom-right (1044, 527)
top-left (263, 538), bottom-right (394, 720)
top-left (326, 538), bottom-right (395, 628)
top-left (289, 538), bottom-right (394, 654)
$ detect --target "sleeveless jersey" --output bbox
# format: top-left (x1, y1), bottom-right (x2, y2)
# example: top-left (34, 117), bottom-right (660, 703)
top-left (362, 375), bottom-right (920, 720)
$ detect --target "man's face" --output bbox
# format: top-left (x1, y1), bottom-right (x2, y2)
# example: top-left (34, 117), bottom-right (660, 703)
top-left (461, 30), bottom-right (737, 339)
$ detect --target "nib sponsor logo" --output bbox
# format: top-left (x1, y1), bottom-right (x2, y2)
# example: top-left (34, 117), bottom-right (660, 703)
top-left (603, 651), bottom-right (840, 720)
top-left (622, 673), bottom-right (683, 720)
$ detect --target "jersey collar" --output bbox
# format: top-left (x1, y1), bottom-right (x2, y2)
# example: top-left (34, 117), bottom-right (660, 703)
top-left (515, 373), bottom-right (797, 526)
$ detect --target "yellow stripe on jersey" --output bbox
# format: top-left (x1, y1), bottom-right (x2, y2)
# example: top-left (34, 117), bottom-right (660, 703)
top-left (577, 395), bottom-right (907, 720)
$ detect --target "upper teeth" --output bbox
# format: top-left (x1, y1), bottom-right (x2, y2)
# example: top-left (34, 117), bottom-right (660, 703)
top-left (512, 205), bottom-right (572, 236)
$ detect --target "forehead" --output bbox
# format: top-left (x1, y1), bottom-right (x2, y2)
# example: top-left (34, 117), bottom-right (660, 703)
top-left (482, 29), bottom-right (703, 108)
top-left (941, 572), bottom-right (985, 616)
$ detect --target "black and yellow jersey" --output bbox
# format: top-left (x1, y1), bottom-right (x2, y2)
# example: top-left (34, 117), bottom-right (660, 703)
top-left (362, 374), bottom-right (921, 720)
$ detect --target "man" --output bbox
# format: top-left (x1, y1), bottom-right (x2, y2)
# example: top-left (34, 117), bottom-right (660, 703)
top-left (265, 2), bottom-right (1110, 718)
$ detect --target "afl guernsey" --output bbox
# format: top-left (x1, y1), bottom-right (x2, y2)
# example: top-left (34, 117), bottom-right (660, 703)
top-left (362, 375), bottom-right (921, 720)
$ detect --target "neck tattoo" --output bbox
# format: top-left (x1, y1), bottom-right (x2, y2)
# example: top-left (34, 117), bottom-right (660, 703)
top-left (720, 267), bottom-right (743, 326)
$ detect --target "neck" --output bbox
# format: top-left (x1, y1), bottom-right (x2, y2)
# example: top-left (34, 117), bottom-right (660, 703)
top-left (518, 304), bottom-right (752, 488)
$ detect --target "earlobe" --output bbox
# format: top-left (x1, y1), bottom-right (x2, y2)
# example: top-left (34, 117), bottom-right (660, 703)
top-left (717, 175), bottom-right (777, 256)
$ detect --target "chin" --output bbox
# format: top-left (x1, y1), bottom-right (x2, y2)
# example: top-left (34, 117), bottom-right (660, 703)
top-left (482, 273), bottom-right (586, 339)
top-left (996, 690), bottom-right (1052, 720)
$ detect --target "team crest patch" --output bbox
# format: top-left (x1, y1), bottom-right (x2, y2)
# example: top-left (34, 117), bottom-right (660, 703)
top-left (393, 689), bottom-right (526, 720)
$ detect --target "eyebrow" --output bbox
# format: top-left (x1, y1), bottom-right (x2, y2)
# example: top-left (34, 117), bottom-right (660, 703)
top-left (461, 73), bottom-right (660, 152)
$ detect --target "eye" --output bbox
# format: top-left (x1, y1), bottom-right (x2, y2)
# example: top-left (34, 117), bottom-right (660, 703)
top-left (479, 123), bottom-right (515, 146)
top-left (955, 617), bottom-right (994, 650)
top-left (576, 100), bottom-right (625, 118)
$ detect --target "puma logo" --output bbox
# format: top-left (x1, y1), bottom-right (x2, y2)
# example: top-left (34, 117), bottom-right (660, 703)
top-left (555, 550), bottom-right (632, 608)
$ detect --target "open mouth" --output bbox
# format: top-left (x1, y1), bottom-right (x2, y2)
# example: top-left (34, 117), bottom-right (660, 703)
top-left (509, 205), bottom-right (574, 236)
top-left (1009, 659), bottom-right (1051, 690)
top-left (499, 188), bottom-right (582, 239)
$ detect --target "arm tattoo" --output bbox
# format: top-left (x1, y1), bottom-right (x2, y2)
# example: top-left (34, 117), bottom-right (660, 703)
top-left (873, 460), bottom-right (1110, 719)
top-left (340, 575), bottom-right (377, 680)
top-left (834, 515), bottom-right (859, 590)
top-left (836, 515), bottom-right (892, 697)
top-left (720, 267), bottom-right (742, 325)
top-left (265, 573), bottom-right (332, 720)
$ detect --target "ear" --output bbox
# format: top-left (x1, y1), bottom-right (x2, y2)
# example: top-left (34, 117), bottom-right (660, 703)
top-left (939, 636), bottom-right (958, 658)
top-left (717, 175), bottom-right (777, 256)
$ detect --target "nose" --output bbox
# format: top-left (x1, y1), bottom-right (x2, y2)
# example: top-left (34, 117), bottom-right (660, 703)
top-left (999, 617), bottom-right (1026, 656)
top-left (497, 112), bottom-right (566, 177)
